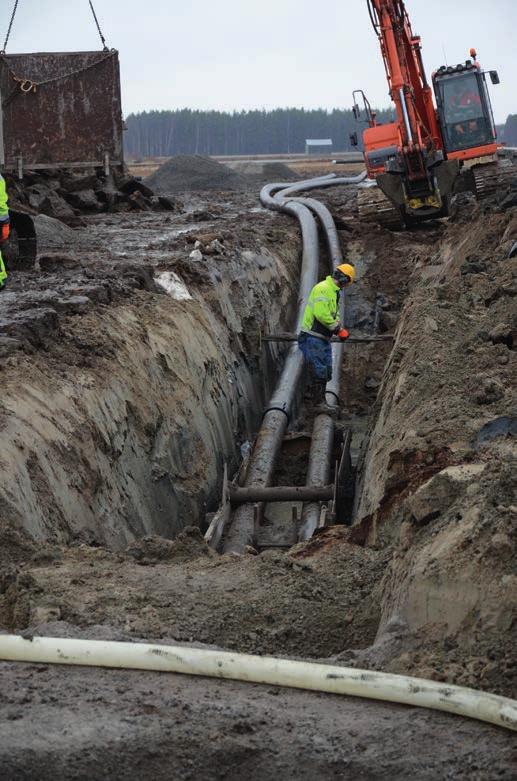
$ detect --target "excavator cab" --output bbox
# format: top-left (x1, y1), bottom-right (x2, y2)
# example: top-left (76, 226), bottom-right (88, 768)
top-left (433, 64), bottom-right (499, 158)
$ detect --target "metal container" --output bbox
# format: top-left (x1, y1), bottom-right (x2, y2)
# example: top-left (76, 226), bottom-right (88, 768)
top-left (0, 50), bottom-right (123, 173)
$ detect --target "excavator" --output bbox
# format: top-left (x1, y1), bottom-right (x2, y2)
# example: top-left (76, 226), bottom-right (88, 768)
top-left (351, 0), bottom-right (515, 227)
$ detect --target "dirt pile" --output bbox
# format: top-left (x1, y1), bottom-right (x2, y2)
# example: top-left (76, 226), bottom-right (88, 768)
top-left (1, 527), bottom-right (385, 657)
top-left (145, 155), bottom-right (247, 193)
top-left (226, 161), bottom-right (299, 181)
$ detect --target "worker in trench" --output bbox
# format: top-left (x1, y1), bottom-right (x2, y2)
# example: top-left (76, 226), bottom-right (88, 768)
top-left (0, 174), bottom-right (10, 290)
top-left (298, 263), bottom-right (356, 410)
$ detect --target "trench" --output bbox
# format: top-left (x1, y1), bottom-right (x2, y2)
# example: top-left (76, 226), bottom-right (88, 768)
top-left (2, 165), bottom-right (516, 750)
top-left (0, 176), bottom-right (402, 580)
top-left (2, 176), bottom-right (396, 556)
top-left (1, 172), bottom-right (408, 569)
top-left (202, 173), bottom-right (400, 556)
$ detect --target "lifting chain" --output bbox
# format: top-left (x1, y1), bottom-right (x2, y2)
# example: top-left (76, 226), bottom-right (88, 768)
top-left (0, 48), bottom-right (117, 108)
top-left (0, 0), bottom-right (114, 106)
top-left (1, 1), bottom-right (109, 55)
top-left (1, 0), bottom-right (20, 55)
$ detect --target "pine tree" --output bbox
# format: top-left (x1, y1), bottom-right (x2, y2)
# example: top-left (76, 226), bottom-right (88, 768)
top-left (123, 107), bottom-right (395, 158)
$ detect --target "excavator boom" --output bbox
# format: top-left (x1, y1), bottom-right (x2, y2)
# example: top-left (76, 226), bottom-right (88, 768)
top-left (356, 0), bottom-right (506, 227)
top-left (368, 0), bottom-right (440, 152)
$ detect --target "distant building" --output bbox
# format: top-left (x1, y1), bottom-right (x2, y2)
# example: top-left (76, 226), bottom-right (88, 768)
top-left (305, 139), bottom-right (333, 155)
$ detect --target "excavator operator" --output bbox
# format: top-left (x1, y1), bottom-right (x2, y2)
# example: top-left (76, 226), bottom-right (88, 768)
top-left (298, 263), bottom-right (356, 408)
top-left (0, 175), bottom-right (9, 290)
top-left (449, 79), bottom-right (483, 144)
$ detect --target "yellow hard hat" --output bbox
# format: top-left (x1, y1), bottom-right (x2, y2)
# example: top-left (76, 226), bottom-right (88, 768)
top-left (335, 263), bottom-right (356, 284)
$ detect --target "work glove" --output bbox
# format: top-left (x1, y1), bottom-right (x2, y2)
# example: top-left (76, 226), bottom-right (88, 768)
top-left (0, 223), bottom-right (9, 244)
top-left (337, 328), bottom-right (350, 342)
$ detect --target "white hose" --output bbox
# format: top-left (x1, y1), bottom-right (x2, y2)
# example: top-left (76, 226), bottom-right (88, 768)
top-left (0, 635), bottom-right (515, 732)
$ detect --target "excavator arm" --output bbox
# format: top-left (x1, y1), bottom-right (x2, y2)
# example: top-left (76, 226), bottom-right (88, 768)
top-left (368, 0), bottom-right (441, 153)
top-left (358, 0), bottom-right (462, 223)
top-left (363, 0), bottom-right (460, 219)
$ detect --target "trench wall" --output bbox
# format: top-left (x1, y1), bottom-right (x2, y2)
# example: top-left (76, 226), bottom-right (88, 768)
top-left (0, 239), bottom-right (300, 548)
top-left (353, 207), bottom-right (516, 649)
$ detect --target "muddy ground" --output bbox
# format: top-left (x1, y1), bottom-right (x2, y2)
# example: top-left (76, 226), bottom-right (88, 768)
top-left (0, 162), bottom-right (516, 778)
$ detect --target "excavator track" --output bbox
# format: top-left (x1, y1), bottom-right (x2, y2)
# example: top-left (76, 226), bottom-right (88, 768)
top-left (357, 186), bottom-right (404, 230)
top-left (473, 159), bottom-right (517, 200)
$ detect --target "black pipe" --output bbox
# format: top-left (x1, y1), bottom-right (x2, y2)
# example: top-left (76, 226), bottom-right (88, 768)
top-left (230, 484), bottom-right (334, 504)
top-left (284, 172), bottom-right (366, 542)
top-left (222, 173), bottom-right (366, 554)
top-left (222, 192), bottom-right (320, 553)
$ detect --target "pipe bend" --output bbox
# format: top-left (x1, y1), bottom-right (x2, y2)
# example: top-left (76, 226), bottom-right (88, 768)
top-left (225, 171), bottom-right (366, 552)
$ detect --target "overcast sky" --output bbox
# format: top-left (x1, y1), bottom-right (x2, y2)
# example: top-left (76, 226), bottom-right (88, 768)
top-left (1, 1), bottom-right (515, 122)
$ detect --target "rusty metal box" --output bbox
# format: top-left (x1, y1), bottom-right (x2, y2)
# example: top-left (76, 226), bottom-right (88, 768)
top-left (0, 50), bottom-right (124, 171)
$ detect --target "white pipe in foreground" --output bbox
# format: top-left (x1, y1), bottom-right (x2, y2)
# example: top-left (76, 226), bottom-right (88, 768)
top-left (0, 635), bottom-right (516, 732)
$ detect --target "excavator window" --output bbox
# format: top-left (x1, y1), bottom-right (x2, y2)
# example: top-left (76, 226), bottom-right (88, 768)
top-left (435, 73), bottom-right (494, 153)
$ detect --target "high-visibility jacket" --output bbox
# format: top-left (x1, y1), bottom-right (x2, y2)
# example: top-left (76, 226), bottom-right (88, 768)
top-left (0, 175), bottom-right (9, 286)
top-left (0, 176), bottom-right (8, 225)
top-left (301, 275), bottom-right (341, 340)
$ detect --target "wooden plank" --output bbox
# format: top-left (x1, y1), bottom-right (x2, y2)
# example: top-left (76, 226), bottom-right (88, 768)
top-left (204, 464), bottom-right (230, 551)
top-left (262, 333), bottom-right (393, 344)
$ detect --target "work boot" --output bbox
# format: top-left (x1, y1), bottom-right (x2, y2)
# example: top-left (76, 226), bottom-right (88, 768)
top-left (311, 381), bottom-right (326, 406)
top-left (307, 381), bottom-right (333, 416)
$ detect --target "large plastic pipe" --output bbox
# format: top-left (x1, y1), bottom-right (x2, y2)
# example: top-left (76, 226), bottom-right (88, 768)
top-left (298, 413), bottom-right (335, 538)
top-left (223, 174), bottom-right (365, 553)
top-left (0, 635), bottom-right (515, 732)
top-left (223, 193), bottom-right (320, 553)
top-left (278, 171), bottom-right (367, 198)
top-left (281, 193), bottom-right (348, 540)
top-left (276, 177), bottom-right (366, 540)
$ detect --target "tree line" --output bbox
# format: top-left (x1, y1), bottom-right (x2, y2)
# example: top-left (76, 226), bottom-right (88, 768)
top-left (123, 108), bottom-right (517, 158)
top-left (123, 107), bottom-right (395, 158)
top-left (503, 115), bottom-right (517, 146)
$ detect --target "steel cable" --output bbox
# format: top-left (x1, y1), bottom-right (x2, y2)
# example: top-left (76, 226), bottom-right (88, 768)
top-left (1, 0), bottom-right (19, 54)
top-left (88, 0), bottom-right (109, 51)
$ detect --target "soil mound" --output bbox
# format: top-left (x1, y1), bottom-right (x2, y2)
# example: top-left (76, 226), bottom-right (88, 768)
top-left (125, 528), bottom-right (215, 565)
top-left (145, 155), bottom-right (246, 193)
top-left (227, 161), bottom-right (298, 181)
top-left (261, 162), bottom-right (299, 180)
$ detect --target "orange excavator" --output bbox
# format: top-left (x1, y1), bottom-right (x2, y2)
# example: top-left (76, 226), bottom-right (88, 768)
top-left (352, 0), bottom-right (514, 227)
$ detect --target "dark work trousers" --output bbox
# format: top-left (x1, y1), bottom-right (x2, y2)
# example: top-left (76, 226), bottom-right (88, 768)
top-left (298, 332), bottom-right (332, 383)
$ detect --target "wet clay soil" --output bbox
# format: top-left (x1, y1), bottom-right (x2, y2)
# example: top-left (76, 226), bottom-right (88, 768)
top-left (0, 177), bottom-right (516, 778)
